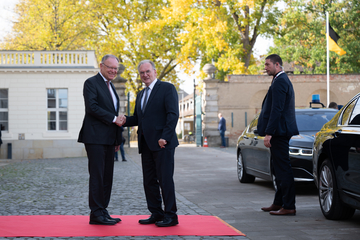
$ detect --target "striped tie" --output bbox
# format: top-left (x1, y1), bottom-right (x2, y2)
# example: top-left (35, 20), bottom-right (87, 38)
top-left (142, 87), bottom-right (149, 113)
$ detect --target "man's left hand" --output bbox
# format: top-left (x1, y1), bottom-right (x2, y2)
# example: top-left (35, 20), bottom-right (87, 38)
top-left (115, 145), bottom-right (120, 152)
top-left (158, 139), bottom-right (167, 148)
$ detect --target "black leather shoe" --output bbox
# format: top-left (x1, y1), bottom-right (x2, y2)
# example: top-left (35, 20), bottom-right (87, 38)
top-left (104, 212), bottom-right (121, 223)
top-left (139, 215), bottom-right (164, 224)
top-left (155, 217), bottom-right (179, 227)
top-left (89, 215), bottom-right (117, 225)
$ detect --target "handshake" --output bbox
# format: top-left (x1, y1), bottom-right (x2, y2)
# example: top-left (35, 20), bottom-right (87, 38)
top-left (115, 115), bottom-right (126, 126)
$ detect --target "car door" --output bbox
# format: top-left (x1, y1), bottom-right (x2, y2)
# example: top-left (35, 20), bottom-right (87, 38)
top-left (330, 96), bottom-right (360, 199)
top-left (240, 118), bottom-right (258, 169)
top-left (252, 130), bottom-right (270, 175)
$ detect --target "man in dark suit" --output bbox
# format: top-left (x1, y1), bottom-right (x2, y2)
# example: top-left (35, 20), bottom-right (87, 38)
top-left (257, 54), bottom-right (299, 216)
top-left (78, 54), bottom-right (125, 225)
top-left (218, 113), bottom-right (226, 148)
top-left (123, 60), bottom-right (179, 227)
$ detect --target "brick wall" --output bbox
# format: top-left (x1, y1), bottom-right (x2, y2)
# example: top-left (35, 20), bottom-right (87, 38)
top-left (215, 74), bottom-right (360, 147)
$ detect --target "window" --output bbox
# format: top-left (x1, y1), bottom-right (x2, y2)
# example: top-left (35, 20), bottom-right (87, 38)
top-left (249, 117), bottom-right (259, 133)
top-left (295, 111), bottom-right (337, 131)
top-left (47, 89), bottom-right (68, 131)
top-left (0, 89), bottom-right (8, 131)
top-left (341, 98), bottom-right (356, 125)
top-left (349, 97), bottom-right (360, 125)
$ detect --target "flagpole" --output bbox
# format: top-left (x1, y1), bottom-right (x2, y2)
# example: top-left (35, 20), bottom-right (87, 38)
top-left (326, 12), bottom-right (330, 107)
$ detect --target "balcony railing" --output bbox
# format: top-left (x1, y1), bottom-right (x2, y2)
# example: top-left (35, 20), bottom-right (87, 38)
top-left (0, 51), bottom-right (97, 68)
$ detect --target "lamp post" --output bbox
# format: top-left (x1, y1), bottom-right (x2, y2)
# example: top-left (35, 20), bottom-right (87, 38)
top-left (178, 89), bottom-right (185, 140)
top-left (193, 79), bottom-right (196, 138)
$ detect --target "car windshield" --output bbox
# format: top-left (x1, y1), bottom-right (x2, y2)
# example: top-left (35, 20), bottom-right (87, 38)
top-left (296, 111), bottom-right (337, 132)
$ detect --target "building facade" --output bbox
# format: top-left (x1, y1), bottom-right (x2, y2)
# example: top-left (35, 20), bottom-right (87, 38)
top-left (0, 51), bottom-right (126, 159)
top-left (201, 64), bottom-right (360, 147)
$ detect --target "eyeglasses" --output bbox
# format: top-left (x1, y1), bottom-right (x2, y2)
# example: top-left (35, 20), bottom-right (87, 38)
top-left (102, 62), bottom-right (118, 71)
top-left (140, 70), bottom-right (152, 76)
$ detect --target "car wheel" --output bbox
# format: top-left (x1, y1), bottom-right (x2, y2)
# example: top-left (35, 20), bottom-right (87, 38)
top-left (271, 170), bottom-right (277, 192)
top-left (237, 152), bottom-right (255, 183)
top-left (318, 159), bottom-right (355, 220)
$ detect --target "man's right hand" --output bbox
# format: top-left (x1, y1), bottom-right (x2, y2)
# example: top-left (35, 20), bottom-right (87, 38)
top-left (115, 115), bottom-right (126, 126)
top-left (264, 134), bottom-right (272, 148)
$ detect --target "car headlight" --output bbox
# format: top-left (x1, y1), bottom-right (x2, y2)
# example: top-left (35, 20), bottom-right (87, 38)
top-left (289, 147), bottom-right (313, 156)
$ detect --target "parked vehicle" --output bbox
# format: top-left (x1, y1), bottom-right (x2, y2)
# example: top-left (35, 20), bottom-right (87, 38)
top-left (237, 108), bottom-right (338, 190)
top-left (313, 92), bottom-right (360, 220)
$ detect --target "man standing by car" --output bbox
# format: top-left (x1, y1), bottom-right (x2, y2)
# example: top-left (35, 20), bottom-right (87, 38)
top-left (257, 54), bottom-right (299, 216)
top-left (218, 113), bottom-right (226, 148)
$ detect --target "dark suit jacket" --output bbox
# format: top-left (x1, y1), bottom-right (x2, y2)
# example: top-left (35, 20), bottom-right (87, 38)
top-left (125, 80), bottom-right (179, 153)
top-left (257, 73), bottom-right (299, 137)
top-left (218, 118), bottom-right (226, 131)
top-left (78, 73), bottom-right (123, 145)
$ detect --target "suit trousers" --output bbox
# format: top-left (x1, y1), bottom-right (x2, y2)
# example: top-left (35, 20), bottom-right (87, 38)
top-left (270, 136), bottom-right (296, 210)
top-left (85, 144), bottom-right (115, 217)
top-left (219, 130), bottom-right (226, 147)
top-left (140, 135), bottom-right (177, 218)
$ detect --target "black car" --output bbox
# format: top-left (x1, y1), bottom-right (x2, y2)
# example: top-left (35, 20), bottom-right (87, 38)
top-left (237, 108), bottom-right (338, 190)
top-left (313, 93), bottom-right (360, 220)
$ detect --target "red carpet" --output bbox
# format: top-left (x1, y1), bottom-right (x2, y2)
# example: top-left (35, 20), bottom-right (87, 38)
top-left (0, 215), bottom-right (245, 237)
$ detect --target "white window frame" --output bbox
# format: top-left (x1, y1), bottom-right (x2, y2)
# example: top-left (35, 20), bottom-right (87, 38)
top-left (47, 88), bottom-right (68, 131)
top-left (0, 89), bottom-right (8, 131)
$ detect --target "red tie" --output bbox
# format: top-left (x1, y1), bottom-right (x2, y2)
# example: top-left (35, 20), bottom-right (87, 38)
top-left (106, 81), bottom-right (112, 94)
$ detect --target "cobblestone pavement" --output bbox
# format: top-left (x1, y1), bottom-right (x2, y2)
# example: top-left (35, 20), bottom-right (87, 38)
top-left (0, 150), bottom-right (248, 240)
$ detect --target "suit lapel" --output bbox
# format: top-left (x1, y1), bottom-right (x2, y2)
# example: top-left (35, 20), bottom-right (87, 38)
top-left (97, 73), bottom-right (117, 112)
top-left (109, 81), bottom-right (119, 111)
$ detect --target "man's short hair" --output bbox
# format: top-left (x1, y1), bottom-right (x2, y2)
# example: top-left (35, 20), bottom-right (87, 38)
top-left (328, 102), bottom-right (338, 109)
top-left (266, 54), bottom-right (283, 66)
top-left (138, 60), bottom-right (156, 72)
top-left (101, 54), bottom-right (119, 63)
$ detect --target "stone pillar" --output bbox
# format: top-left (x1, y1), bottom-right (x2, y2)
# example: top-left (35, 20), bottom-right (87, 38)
top-left (112, 63), bottom-right (127, 114)
top-left (202, 63), bottom-right (220, 147)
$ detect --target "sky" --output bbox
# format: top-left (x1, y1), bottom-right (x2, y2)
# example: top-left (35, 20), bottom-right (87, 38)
top-left (0, 0), bottom-right (273, 94)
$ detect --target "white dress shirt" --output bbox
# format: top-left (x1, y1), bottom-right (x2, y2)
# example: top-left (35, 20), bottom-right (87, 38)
top-left (141, 79), bottom-right (157, 110)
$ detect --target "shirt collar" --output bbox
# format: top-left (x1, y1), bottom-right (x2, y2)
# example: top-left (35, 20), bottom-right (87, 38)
top-left (147, 79), bottom-right (157, 90)
top-left (99, 72), bottom-right (108, 83)
top-left (273, 71), bottom-right (285, 80)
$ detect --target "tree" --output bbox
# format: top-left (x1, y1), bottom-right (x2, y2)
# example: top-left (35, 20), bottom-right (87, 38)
top-left (2, 0), bottom-right (183, 95)
top-left (159, 0), bottom-right (282, 79)
top-left (88, 0), bottom-right (182, 94)
top-left (2, 0), bottom-right (287, 95)
top-left (269, 0), bottom-right (360, 74)
top-left (2, 0), bottom-right (94, 50)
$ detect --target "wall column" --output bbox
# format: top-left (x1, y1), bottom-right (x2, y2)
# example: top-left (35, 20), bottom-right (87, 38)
top-left (202, 64), bottom-right (220, 147)
top-left (112, 63), bottom-right (127, 115)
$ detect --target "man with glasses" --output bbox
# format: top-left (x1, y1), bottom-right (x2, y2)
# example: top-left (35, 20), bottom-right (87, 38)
top-left (123, 60), bottom-right (179, 227)
top-left (78, 54), bottom-right (125, 225)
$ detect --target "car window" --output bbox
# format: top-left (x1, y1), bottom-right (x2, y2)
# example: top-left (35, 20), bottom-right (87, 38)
top-left (248, 117), bottom-right (259, 133)
top-left (349, 97), bottom-right (360, 125)
top-left (295, 112), bottom-right (337, 131)
top-left (341, 98), bottom-right (357, 125)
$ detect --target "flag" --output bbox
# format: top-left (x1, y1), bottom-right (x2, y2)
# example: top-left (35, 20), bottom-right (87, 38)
top-left (326, 24), bottom-right (346, 56)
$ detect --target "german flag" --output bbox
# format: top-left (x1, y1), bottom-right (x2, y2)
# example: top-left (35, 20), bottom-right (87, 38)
top-left (327, 24), bottom-right (346, 56)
